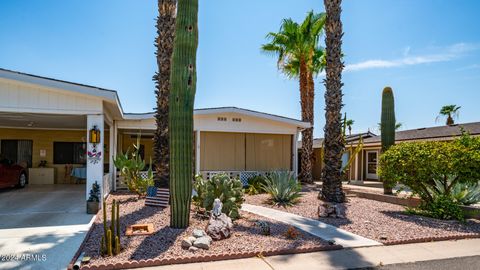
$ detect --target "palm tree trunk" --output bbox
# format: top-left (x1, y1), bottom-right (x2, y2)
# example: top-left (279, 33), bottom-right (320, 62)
top-left (299, 59), bottom-right (314, 184)
top-left (321, 0), bottom-right (345, 203)
top-left (153, 0), bottom-right (176, 188)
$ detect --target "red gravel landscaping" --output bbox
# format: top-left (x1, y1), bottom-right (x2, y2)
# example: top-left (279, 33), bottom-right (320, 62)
top-left (78, 193), bottom-right (334, 269)
top-left (244, 185), bottom-right (480, 245)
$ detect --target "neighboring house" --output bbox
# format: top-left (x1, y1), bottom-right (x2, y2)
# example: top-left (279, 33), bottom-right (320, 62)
top-left (305, 123), bottom-right (480, 182)
top-left (0, 68), bottom-right (309, 204)
top-left (298, 132), bottom-right (376, 181)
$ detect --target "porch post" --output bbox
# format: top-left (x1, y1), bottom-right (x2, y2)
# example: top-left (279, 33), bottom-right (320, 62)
top-left (109, 121), bottom-right (115, 192)
top-left (86, 114), bottom-right (105, 201)
top-left (292, 130), bottom-right (299, 177)
top-left (354, 152), bottom-right (359, 181)
top-left (112, 121), bottom-right (118, 191)
top-left (195, 130), bottom-right (200, 175)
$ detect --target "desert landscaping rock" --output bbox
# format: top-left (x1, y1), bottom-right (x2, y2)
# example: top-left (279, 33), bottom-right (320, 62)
top-left (192, 229), bottom-right (206, 238)
top-left (206, 213), bottom-right (233, 240)
top-left (245, 185), bottom-right (480, 244)
top-left (188, 246), bottom-right (199, 253)
top-left (193, 236), bottom-right (212, 250)
top-left (79, 193), bottom-right (331, 269)
top-left (181, 238), bottom-right (193, 249)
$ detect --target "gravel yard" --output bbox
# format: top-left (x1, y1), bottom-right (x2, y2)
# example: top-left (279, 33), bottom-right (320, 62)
top-left (245, 185), bottom-right (480, 244)
top-left (79, 193), bottom-right (332, 269)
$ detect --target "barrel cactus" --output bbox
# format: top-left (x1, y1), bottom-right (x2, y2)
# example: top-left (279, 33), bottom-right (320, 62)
top-left (380, 87), bottom-right (396, 194)
top-left (169, 0), bottom-right (199, 228)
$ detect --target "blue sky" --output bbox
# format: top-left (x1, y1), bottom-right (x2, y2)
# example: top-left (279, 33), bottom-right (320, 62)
top-left (0, 0), bottom-right (479, 137)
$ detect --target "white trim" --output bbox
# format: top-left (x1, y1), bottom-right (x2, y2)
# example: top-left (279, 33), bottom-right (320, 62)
top-left (195, 130), bottom-right (201, 174)
top-left (195, 107), bottom-right (311, 128)
top-left (112, 121), bottom-right (118, 191)
top-left (0, 125), bottom-right (87, 131)
top-left (0, 106), bottom-right (102, 115)
top-left (354, 152), bottom-right (359, 180)
top-left (124, 108), bottom-right (310, 129)
top-left (292, 130), bottom-right (299, 177)
top-left (365, 150), bottom-right (379, 180)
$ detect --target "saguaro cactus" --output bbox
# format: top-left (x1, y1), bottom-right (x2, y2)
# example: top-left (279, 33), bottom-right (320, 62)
top-left (380, 87), bottom-right (396, 194)
top-left (168, 0), bottom-right (198, 228)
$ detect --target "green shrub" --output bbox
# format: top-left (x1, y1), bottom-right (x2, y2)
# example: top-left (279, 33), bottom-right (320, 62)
top-left (379, 136), bottom-right (480, 204)
top-left (192, 173), bottom-right (244, 219)
top-left (379, 133), bottom-right (480, 220)
top-left (261, 171), bottom-right (302, 207)
top-left (245, 175), bottom-right (267, 195)
top-left (407, 195), bottom-right (464, 221)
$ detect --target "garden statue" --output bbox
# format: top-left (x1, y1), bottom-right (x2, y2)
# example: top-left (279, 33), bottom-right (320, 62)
top-left (212, 198), bottom-right (222, 218)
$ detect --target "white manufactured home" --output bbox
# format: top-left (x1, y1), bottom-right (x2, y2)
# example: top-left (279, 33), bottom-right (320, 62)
top-left (0, 68), bottom-right (309, 204)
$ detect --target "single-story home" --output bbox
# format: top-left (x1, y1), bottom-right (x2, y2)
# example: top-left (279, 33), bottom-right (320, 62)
top-left (0, 68), bottom-right (310, 203)
top-left (307, 122), bottom-right (480, 182)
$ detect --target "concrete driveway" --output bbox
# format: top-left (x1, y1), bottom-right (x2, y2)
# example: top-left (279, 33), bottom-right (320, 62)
top-left (0, 185), bottom-right (94, 270)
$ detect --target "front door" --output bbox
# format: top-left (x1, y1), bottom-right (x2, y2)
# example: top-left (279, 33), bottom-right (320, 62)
top-left (366, 151), bottom-right (378, 180)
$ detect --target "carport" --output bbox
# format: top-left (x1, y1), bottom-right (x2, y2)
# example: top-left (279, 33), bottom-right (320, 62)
top-left (0, 185), bottom-right (94, 270)
top-left (0, 68), bottom-right (123, 204)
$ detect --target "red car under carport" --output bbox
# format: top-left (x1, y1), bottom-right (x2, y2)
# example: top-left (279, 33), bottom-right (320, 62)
top-left (0, 159), bottom-right (27, 189)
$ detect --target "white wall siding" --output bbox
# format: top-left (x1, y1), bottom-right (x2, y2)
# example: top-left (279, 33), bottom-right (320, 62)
top-left (0, 79), bottom-right (103, 114)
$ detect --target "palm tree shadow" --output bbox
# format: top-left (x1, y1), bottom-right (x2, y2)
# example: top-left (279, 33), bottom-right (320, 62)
top-left (129, 225), bottom-right (184, 260)
top-left (380, 210), bottom-right (480, 233)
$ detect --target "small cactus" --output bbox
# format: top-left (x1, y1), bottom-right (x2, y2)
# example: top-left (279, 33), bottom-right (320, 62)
top-left (255, 220), bottom-right (271, 236)
top-left (115, 236), bottom-right (120, 255)
top-left (106, 229), bottom-right (112, 256)
top-left (99, 199), bottom-right (121, 256)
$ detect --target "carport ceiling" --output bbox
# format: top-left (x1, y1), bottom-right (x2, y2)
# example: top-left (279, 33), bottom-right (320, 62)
top-left (0, 112), bottom-right (87, 129)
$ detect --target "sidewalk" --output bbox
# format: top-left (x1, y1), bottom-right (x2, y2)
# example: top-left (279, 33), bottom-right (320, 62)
top-left (241, 203), bottom-right (381, 248)
top-left (131, 238), bottom-right (480, 270)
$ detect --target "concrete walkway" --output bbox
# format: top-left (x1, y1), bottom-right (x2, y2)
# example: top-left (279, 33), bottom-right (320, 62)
top-left (241, 203), bottom-right (381, 248)
top-left (0, 185), bottom-right (94, 270)
top-left (132, 238), bottom-right (480, 270)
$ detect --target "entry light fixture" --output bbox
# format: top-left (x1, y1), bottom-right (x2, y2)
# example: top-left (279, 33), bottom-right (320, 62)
top-left (89, 125), bottom-right (101, 145)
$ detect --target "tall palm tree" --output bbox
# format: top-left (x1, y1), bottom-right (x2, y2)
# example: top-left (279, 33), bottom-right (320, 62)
top-left (321, 0), bottom-right (345, 203)
top-left (345, 119), bottom-right (354, 136)
top-left (262, 11), bottom-right (326, 184)
top-left (153, 0), bottom-right (176, 188)
top-left (437, 105), bottom-right (461, 125)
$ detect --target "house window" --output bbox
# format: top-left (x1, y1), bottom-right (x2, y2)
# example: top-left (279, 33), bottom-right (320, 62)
top-left (0, 140), bottom-right (33, 167)
top-left (53, 142), bottom-right (86, 164)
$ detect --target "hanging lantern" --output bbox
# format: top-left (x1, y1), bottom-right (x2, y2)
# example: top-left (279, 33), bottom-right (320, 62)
top-left (89, 125), bottom-right (101, 145)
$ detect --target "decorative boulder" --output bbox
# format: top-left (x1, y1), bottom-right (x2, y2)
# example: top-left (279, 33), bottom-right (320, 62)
top-left (193, 236), bottom-right (212, 250)
top-left (206, 213), bottom-right (233, 241)
top-left (181, 236), bottom-right (196, 249)
top-left (192, 229), bottom-right (206, 238)
top-left (318, 202), bottom-right (345, 219)
top-left (188, 246), bottom-right (199, 253)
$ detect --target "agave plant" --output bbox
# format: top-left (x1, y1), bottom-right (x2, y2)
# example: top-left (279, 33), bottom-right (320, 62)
top-left (261, 171), bottom-right (302, 207)
top-left (427, 177), bottom-right (480, 206)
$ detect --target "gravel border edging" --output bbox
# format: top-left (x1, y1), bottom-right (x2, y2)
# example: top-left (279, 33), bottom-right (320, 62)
top-left (384, 233), bottom-right (480, 245)
top-left (76, 244), bottom-right (342, 270)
